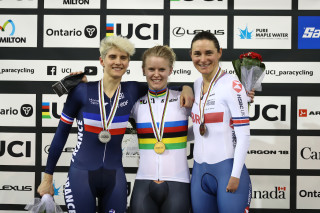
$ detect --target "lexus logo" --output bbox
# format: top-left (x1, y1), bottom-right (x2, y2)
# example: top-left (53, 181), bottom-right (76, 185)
top-left (172, 27), bottom-right (185, 37)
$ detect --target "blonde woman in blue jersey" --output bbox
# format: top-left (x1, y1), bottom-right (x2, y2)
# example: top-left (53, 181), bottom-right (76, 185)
top-left (190, 31), bottom-right (252, 213)
top-left (130, 45), bottom-right (191, 213)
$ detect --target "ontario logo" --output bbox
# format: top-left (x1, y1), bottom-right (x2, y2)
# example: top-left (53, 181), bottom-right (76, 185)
top-left (0, 19), bottom-right (26, 43)
top-left (238, 25), bottom-right (253, 39)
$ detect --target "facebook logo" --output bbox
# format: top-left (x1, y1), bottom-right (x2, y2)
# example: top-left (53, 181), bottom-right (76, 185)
top-left (298, 16), bottom-right (320, 49)
top-left (47, 66), bottom-right (57, 75)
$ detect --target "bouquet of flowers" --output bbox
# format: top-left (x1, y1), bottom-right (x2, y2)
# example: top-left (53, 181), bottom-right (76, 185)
top-left (25, 194), bottom-right (63, 213)
top-left (232, 52), bottom-right (266, 92)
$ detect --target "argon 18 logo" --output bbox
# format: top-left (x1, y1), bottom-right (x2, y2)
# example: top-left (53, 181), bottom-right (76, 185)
top-left (299, 109), bottom-right (307, 117)
top-left (233, 80), bottom-right (242, 93)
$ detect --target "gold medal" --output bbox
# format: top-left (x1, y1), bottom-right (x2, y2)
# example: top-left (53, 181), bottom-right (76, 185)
top-left (199, 123), bottom-right (206, 136)
top-left (147, 89), bottom-right (170, 154)
top-left (154, 141), bottom-right (166, 154)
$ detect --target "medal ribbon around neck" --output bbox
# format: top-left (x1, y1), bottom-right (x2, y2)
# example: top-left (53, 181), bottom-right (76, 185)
top-left (147, 88), bottom-right (170, 143)
top-left (98, 79), bottom-right (121, 132)
top-left (199, 67), bottom-right (223, 124)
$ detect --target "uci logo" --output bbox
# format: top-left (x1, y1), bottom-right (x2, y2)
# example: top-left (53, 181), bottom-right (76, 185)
top-left (250, 104), bottom-right (286, 121)
top-left (42, 102), bottom-right (62, 119)
top-left (110, 23), bottom-right (159, 40)
top-left (0, 140), bottom-right (31, 157)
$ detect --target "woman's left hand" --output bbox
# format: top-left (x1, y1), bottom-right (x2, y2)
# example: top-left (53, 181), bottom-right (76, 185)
top-left (226, 176), bottom-right (240, 193)
top-left (70, 71), bottom-right (88, 83)
top-left (180, 85), bottom-right (194, 108)
top-left (247, 89), bottom-right (255, 103)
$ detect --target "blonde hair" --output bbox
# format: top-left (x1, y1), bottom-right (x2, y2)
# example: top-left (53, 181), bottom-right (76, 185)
top-left (99, 36), bottom-right (135, 59)
top-left (142, 45), bottom-right (176, 68)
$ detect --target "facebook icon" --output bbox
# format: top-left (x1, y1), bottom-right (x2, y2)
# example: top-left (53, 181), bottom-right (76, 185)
top-left (47, 66), bottom-right (57, 75)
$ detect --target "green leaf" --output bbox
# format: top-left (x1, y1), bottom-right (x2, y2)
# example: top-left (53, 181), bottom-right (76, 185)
top-left (241, 57), bottom-right (266, 72)
top-left (232, 59), bottom-right (242, 81)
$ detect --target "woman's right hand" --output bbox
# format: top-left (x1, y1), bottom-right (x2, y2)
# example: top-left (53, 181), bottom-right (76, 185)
top-left (70, 71), bottom-right (88, 83)
top-left (37, 173), bottom-right (54, 196)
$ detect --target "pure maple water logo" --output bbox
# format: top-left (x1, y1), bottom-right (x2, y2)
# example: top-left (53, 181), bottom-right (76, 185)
top-left (238, 25), bottom-right (253, 39)
top-left (53, 180), bottom-right (62, 196)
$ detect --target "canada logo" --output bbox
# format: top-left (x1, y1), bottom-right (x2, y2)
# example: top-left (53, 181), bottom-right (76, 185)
top-left (233, 80), bottom-right (242, 93)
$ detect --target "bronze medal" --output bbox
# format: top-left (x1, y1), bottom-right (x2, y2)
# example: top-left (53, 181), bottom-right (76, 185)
top-left (199, 123), bottom-right (206, 136)
top-left (98, 130), bottom-right (111, 143)
top-left (154, 141), bottom-right (166, 154)
top-left (199, 68), bottom-right (223, 137)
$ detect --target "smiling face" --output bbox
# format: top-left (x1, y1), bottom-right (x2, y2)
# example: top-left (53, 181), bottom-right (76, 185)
top-left (99, 47), bottom-right (129, 79)
top-left (190, 39), bottom-right (222, 78)
top-left (143, 56), bottom-right (172, 91)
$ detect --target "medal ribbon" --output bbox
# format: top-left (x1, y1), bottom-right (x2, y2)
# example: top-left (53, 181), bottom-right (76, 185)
top-left (147, 88), bottom-right (170, 143)
top-left (98, 79), bottom-right (121, 131)
top-left (199, 67), bottom-right (224, 124)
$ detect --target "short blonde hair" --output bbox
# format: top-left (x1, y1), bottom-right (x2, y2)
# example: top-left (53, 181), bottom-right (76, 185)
top-left (142, 45), bottom-right (176, 68)
top-left (99, 36), bottom-right (135, 59)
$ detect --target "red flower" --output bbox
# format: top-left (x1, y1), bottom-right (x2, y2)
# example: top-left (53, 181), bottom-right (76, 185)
top-left (240, 52), bottom-right (263, 62)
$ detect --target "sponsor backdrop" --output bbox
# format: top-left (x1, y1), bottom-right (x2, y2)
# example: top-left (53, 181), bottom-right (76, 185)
top-left (0, 0), bottom-right (319, 212)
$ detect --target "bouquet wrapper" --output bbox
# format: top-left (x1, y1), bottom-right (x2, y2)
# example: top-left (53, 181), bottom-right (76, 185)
top-left (25, 194), bottom-right (63, 213)
top-left (241, 64), bottom-right (266, 92)
top-left (232, 52), bottom-right (266, 102)
top-left (52, 70), bottom-right (88, 97)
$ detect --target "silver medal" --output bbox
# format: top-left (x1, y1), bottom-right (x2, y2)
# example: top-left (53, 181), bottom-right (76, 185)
top-left (98, 130), bottom-right (111, 143)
